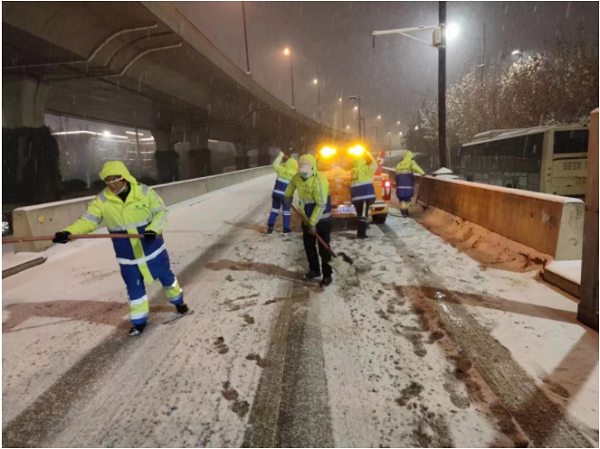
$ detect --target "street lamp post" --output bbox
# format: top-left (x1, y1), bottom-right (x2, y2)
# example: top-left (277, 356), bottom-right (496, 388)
top-left (283, 48), bottom-right (295, 109)
top-left (339, 97), bottom-right (345, 129)
top-left (313, 79), bottom-right (321, 123)
top-left (438, 1), bottom-right (447, 168)
top-left (372, 126), bottom-right (379, 144)
top-left (241, 1), bottom-right (251, 75)
top-left (349, 95), bottom-right (362, 138)
top-left (372, 1), bottom-right (458, 169)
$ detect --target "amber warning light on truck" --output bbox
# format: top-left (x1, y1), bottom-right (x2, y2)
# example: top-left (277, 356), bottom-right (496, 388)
top-left (348, 144), bottom-right (366, 157)
top-left (319, 146), bottom-right (337, 158)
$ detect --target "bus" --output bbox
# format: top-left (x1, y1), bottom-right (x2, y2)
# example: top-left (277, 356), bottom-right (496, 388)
top-left (458, 124), bottom-right (589, 197)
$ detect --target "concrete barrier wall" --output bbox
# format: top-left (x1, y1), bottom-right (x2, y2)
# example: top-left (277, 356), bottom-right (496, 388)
top-left (415, 176), bottom-right (584, 260)
top-left (13, 166), bottom-right (273, 253)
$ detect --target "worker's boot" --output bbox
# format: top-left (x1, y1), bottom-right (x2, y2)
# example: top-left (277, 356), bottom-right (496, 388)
top-left (320, 276), bottom-right (333, 287)
top-left (176, 303), bottom-right (191, 315)
top-left (282, 228), bottom-right (292, 235)
top-left (267, 225), bottom-right (274, 234)
top-left (129, 322), bottom-right (146, 337)
top-left (357, 221), bottom-right (368, 239)
top-left (401, 209), bottom-right (409, 218)
top-left (303, 270), bottom-right (321, 280)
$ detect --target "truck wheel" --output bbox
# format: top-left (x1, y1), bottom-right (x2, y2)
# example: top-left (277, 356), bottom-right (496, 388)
top-left (372, 214), bottom-right (387, 225)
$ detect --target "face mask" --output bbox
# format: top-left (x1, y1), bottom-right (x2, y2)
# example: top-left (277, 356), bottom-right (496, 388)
top-left (115, 183), bottom-right (128, 195)
top-left (300, 171), bottom-right (312, 180)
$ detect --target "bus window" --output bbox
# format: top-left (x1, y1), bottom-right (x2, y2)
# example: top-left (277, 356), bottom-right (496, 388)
top-left (553, 130), bottom-right (589, 154)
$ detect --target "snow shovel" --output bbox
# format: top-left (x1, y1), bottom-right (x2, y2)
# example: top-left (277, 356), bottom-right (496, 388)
top-left (290, 205), bottom-right (354, 266)
top-left (2, 234), bottom-right (144, 244)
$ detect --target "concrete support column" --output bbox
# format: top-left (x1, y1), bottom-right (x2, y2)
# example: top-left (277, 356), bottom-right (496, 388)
top-left (579, 108), bottom-right (599, 331)
top-left (234, 141), bottom-right (249, 170)
top-left (257, 136), bottom-right (271, 167)
top-left (153, 129), bottom-right (180, 183)
top-left (2, 75), bottom-right (60, 205)
top-left (187, 127), bottom-right (211, 179)
top-left (2, 75), bottom-right (48, 128)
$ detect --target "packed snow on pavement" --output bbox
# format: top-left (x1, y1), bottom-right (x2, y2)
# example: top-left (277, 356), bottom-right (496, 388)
top-left (2, 174), bottom-right (598, 447)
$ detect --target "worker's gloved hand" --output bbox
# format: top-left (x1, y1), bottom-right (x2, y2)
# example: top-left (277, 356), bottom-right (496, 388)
top-left (53, 231), bottom-right (71, 244)
top-left (282, 196), bottom-right (292, 207)
top-left (306, 225), bottom-right (316, 235)
top-left (144, 230), bottom-right (157, 240)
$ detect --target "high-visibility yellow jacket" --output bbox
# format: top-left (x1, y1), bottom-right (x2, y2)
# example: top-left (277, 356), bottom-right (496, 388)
top-left (395, 151), bottom-right (425, 200)
top-left (284, 154), bottom-right (332, 226)
top-left (64, 161), bottom-right (168, 282)
top-left (272, 153), bottom-right (298, 199)
top-left (350, 158), bottom-right (377, 202)
top-left (395, 150), bottom-right (425, 175)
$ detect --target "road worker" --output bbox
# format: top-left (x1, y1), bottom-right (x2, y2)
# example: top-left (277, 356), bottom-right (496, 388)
top-left (267, 151), bottom-right (298, 234)
top-left (350, 152), bottom-right (379, 239)
top-left (283, 154), bottom-right (333, 287)
top-left (395, 150), bottom-right (425, 217)
top-left (52, 161), bottom-right (190, 337)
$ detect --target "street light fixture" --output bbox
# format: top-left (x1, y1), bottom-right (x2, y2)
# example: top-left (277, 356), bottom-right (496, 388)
top-left (397, 121), bottom-right (401, 125)
top-left (377, 115), bottom-right (382, 120)
top-left (283, 47), bottom-right (295, 109)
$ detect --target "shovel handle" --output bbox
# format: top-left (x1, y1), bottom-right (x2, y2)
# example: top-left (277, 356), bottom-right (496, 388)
top-left (2, 234), bottom-right (144, 244)
top-left (290, 205), bottom-right (337, 258)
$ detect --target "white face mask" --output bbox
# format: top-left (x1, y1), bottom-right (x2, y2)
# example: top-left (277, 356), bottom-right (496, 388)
top-left (300, 170), bottom-right (312, 180)
top-left (115, 183), bottom-right (128, 195)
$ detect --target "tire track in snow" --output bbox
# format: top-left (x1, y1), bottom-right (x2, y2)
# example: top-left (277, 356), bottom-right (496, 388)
top-left (1, 198), bottom-right (269, 448)
top-left (243, 281), bottom-right (334, 448)
top-left (380, 223), bottom-right (593, 448)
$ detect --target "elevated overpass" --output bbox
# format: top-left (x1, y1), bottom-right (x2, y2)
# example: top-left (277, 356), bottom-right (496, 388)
top-left (2, 1), bottom-right (351, 179)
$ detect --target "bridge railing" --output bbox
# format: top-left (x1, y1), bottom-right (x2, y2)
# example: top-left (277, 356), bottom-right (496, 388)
top-left (383, 167), bottom-right (584, 261)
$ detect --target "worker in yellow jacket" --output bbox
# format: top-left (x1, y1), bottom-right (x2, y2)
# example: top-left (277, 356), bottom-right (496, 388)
top-left (52, 161), bottom-right (190, 336)
top-left (395, 150), bottom-right (425, 217)
top-left (267, 151), bottom-right (298, 234)
top-left (350, 152), bottom-right (379, 239)
top-left (283, 154), bottom-right (333, 287)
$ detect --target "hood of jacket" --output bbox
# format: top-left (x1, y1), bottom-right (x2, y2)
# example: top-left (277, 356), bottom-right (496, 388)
top-left (284, 158), bottom-right (298, 171)
top-left (402, 150), bottom-right (414, 162)
top-left (99, 161), bottom-right (137, 184)
top-left (352, 158), bottom-right (368, 169)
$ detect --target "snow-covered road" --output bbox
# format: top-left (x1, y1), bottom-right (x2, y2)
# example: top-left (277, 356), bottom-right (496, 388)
top-left (2, 174), bottom-right (598, 447)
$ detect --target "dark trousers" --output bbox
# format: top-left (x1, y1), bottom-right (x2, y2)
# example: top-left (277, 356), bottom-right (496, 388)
top-left (353, 199), bottom-right (374, 238)
top-left (302, 220), bottom-right (332, 277)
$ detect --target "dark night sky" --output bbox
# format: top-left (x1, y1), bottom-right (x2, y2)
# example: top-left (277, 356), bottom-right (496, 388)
top-left (174, 2), bottom-right (598, 139)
